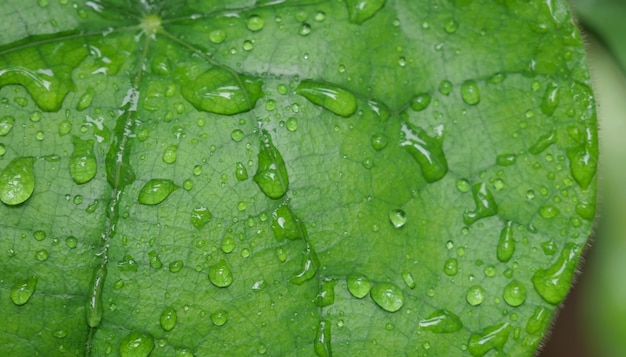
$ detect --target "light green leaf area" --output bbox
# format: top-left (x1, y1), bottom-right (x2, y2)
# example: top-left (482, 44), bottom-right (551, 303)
top-left (0, 1), bottom-right (597, 356)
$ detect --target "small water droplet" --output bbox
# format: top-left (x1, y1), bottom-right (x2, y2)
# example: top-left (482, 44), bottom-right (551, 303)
top-left (466, 285), bottom-right (485, 306)
top-left (389, 209), bottom-right (407, 228)
top-left (296, 80), bottom-right (357, 117)
top-left (253, 130), bottom-right (289, 199)
top-left (370, 283), bottom-right (404, 312)
top-left (191, 206), bottom-right (212, 230)
top-left (211, 310), bottom-right (228, 326)
top-left (461, 80), bottom-right (480, 105)
top-left (539, 205), bottom-right (559, 219)
top-left (77, 87), bottom-right (96, 111)
top-left (443, 258), bottom-right (458, 276)
top-left (463, 183), bottom-right (498, 226)
top-left (299, 23), bottom-right (312, 36)
top-left (411, 93), bottom-right (432, 111)
top-left (438, 80), bottom-right (452, 95)
top-left (160, 307), bottom-right (177, 331)
top-left (347, 275), bottom-right (371, 298)
top-left (235, 161), bottom-right (248, 181)
top-left (497, 221), bottom-right (515, 263)
top-left (86, 264), bottom-right (106, 327)
top-left (456, 179), bottom-right (471, 193)
top-left (209, 259), bottom-right (233, 287)
top-left (162, 145), bottom-right (178, 164)
top-left (0, 157), bottom-right (37, 206)
top-left (247, 15), bottom-right (265, 31)
top-left (35, 249), bottom-right (49, 261)
top-left (231, 129), bottom-right (245, 142)
top-left (0, 116), bottom-right (15, 136)
top-left (169, 260), bottom-right (184, 273)
top-left (370, 133), bottom-right (388, 151)
top-left (444, 19), bottom-right (459, 33)
top-left (532, 243), bottom-right (580, 304)
top-left (419, 309), bottom-right (463, 333)
top-left (65, 236), bottom-right (78, 249)
top-left (148, 251), bottom-right (163, 269)
top-left (119, 332), bottom-right (155, 357)
top-left (10, 276), bottom-right (38, 305)
top-left (400, 122), bottom-right (448, 183)
top-left (503, 280), bottom-right (527, 307)
top-left (541, 82), bottom-right (560, 116)
top-left (401, 270), bottom-right (416, 289)
top-left (467, 322), bottom-right (510, 357)
top-left (58, 120), bottom-right (72, 136)
top-left (138, 179), bottom-right (178, 205)
top-left (242, 40), bottom-right (254, 51)
top-left (209, 29), bottom-right (226, 44)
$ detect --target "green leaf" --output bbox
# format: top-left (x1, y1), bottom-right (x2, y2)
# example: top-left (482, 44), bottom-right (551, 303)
top-left (0, 1), bottom-right (597, 356)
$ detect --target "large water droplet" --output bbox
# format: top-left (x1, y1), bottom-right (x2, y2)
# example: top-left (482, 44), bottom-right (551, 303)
top-left (235, 161), bottom-right (248, 181)
top-left (389, 209), bottom-right (407, 228)
top-left (411, 93), bottom-right (431, 111)
top-left (318, 279), bottom-right (336, 307)
top-left (345, 0), bottom-right (386, 24)
top-left (138, 179), bottom-right (178, 205)
top-left (418, 309), bottom-right (463, 333)
top-left (463, 183), bottom-right (498, 226)
top-left (209, 259), bottom-right (233, 288)
top-left (525, 306), bottom-right (550, 334)
top-left (247, 15), bottom-right (265, 31)
top-left (567, 126), bottom-right (597, 190)
top-left (211, 310), bottom-right (228, 326)
top-left (86, 264), bottom-right (106, 327)
top-left (0, 116), bottom-right (15, 136)
top-left (10, 276), bottom-right (37, 306)
top-left (347, 275), bottom-right (371, 298)
top-left (461, 80), bottom-right (480, 105)
top-left (296, 80), bottom-right (357, 117)
top-left (253, 130), bottom-right (289, 199)
top-left (162, 145), bottom-right (178, 164)
top-left (532, 243), bottom-right (580, 304)
top-left (503, 280), bottom-right (527, 307)
top-left (181, 68), bottom-right (263, 115)
top-left (119, 332), bottom-right (155, 357)
top-left (529, 129), bottom-right (556, 154)
top-left (160, 307), bottom-right (177, 331)
top-left (314, 320), bottom-right (332, 357)
top-left (191, 206), bottom-right (212, 230)
top-left (497, 221), bottom-right (515, 262)
top-left (539, 205), bottom-right (559, 219)
top-left (209, 29), bottom-right (226, 44)
top-left (443, 258), bottom-right (458, 276)
top-left (370, 283), bottom-right (404, 312)
top-left (541, 82), bottom-right (559, 116)
top-left (290, 241), bottom-right (319, 285)
top-left (70, 136), bottom-right (97, 184)
top-left (271, 204), bottom-right (301, 241)
top-left (0, 157), bottom-right (37, 206)
top-left (400, 121), bottom-right (448, 183)
top-left (467, 322), bottom-right (510, 357)
top-left (466, 285), bottom-right (485, 306)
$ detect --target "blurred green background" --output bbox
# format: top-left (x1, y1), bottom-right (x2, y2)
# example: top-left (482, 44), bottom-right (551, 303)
top-left (539, 1), bottom-right (626, 355)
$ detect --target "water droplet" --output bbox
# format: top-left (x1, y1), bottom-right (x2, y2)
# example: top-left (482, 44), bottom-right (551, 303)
top-left (77, 87), bottom-right (95, 111)
top-left (0, 157), bottom-right (37, 206)
top-left (65, 236), bottom-right (78, 248)
top-left (69, 136), bottom-right (97, 184)
top-left (318, 279), bottom-right (336, 307)
top-left (419, 309), bottom-right (463, 333)
top-left (444, 19), bottom-right (459, 33)
top-left (389, 209), bottom-right (407, 228)
top-left (235, 161), bottom-right (248, 181)
top-left (525, 306), bottom-right (549, 334)
top-left (532, 243), bottom-right (580, 304)
top-left (247, 15), bottom-right (265, 32)
top-left (438, 80), bottom-right (452, 95)
top-left (211, 310), bottom-right (228, 326)
top-left (191, 206), bottom-right (212, 230)
top-left (347, 275), bottom-right (371, 298)
top-left (162, 145), bottom-right (177, 164)
top-left (443, 258), bottom-right (458, 276)
top-left (33, 230), bottom-right (47, 241)
top-left (271, 204), bottom-right (300, 241)
top-left (181, 68), bottom-right (263, 115)
top-left (539, 205), bottom-right (559, 219)
top-left (296, 80), bottom-right (357, 117)
top-left (242, 40), bottom-right (254, 51)
top-left (35, 249), bottom-right (49, 261)
top-left (209, 29), bottom-right (226, 44)
top-left (345, 0), bottom-right (386, 24)
top-left (221, 236), bottom-right (235, 253)
top-left (503, 280), bottom-right (526, 307)
top-left (567, 126), bottom-right (597, 190)
top-left (86, 265), bottom-right (106, 327)
top-left (497, 221), bottom-right (515, 262)
top-left (298, 23), bottom-right (312, 36)
top-left (0, 116), bottom-right (15, 136)
top-left (291, 240), bottom-right (319, 285)
top-left (10, 276), bottom-right (37, 305)
top-left (138, 179), bottom-right (178, 205)
top-left (411, 93), bottom-right (432, 111)
top-left (456, 179), bottom-right (471, 193)
top-left (461, 80), bottom-right (480, 105)
top-left (148, 251), bottom-right (163, 269)
top-left (401, 270), bottom-right (416, 289)
top-left (463, 183), bottom-right (498, 226)
top-left (496, 153), bottom-right (516, 166)
top-left (529, 129), bottom-right (556, 154)
top-left (541, 82), bottom-right (560, 116)
top-left (370, 133), bottom-right (388, 151)
top-left (314, 320), bottom-right (332, 357)
top-left (209, 259), bottom-right (233, 287)
top-left (467, 322), bottom-right (510, 357)
top-left (119, 332), bottom-right (154, 357)
top-left (0, 144), bottom-right (5, 157)
top-left (400, 122), bottom-right (448, 183)
top-left (253, 130), bottom-right (289, 199)
top-left (169, 260), bottom-right (184, 273)
top-left (286, 117), bottom-right (298, 132)
top-left (466, 285), bottom-right (485, 306)
top-left (576, 201), bottom-right (595, 220)
top-left (231, 129), bottom-right (245, 142)
top-left (370, 283), bottom-right (404, 312)
top-left (160, 307), bottom-right (177, 331)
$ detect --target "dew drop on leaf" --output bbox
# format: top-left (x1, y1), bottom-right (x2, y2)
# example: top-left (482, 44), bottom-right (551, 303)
top-left (86, 264), bottom-right (106, 328)
top-left (33, 230), bottom-right (46, 241)
top-left (345, 0), bottom-right (386, 24)
top-left (295, 80), bottom-right (357, 117)
top-left (0, 156), bottom-right (37, 206)
top-left (162, 144), bottom-right (178, 164)
top-left (497, 221), bottom-right (515, 262)
top-left (401, 270), bottom-right (416, 289)
top-left (466, 285), bottom-right (485, 306)
top-left (496, 153), bottom-right (516, 166)
top-left (286, 117), bottom-right (298, 132)
top-left (314, 320), bottom-right (332, 357)
top-left (271, 204), bottom-right (300, 241)
top-left (76, 87), bottom-right (95, 111)
top-left (211, 310), bottom-right (228, 326)
top-left (347, 275), bottom-right (371, 298)
top-left (35, 249), bottom-right (49, 261)
top-left (460, 79), bottom-right (480, 105)
top-left (463, 182), bottom-right (498, 226)
top-left (69, 136), bottom-right (97, 184)
top-left (539, 205), bottom-right (559, 219)
top-left (160, 307), bottom-right (177, 332)
top-left (370, 133), bottom-right (388, 151)
top-left (540, 82), bottom-right (559, 116)
top-left (443, 258), bottom-right (458, 276)
top-left (410, 93), bottom-right (431, 111)
top-left (221, 236), bottom-right (235, 253)
top-left (389, 209), bottom-right (407, 228)
top-left (65, 236), bottom-right (78, 249)
top-left (370, 282), bottom-right (404, 312)
top-left (209, 29), bottom-right (226, 44)
top-left (148, 251), bottom-right (163, 269)
top-left (138, 179), bottom-right (178, 205)
top-left (235, 161), bottom-right (248, 181)
top-left (528, 129), bottom-right (556, 155)
top-left (418, 309), bottom-right (463, 333)
top-left (438, 80), bottom-right (452, 95)
top-left (467, 322), bottom-right (510, 357)
top-left (0, 116), bottom-right (14, 136)
top-left (231, 129), bottom-right (244, 142)
top-left (10, 276), bottom-right (37, 306)
top-left (318, 279), bottom-right (336, 307)
top-left (531, 243), bottom-right (579, 304)
top-left (400, 122), bottom-right (448, 183)
top-left (209, 259), bottom-right (233, 288)
top-left (503, 280), bottom-right (527, 307)
top-left (169, 260), bottom-right (184, 273)
top-left (525, 306), bottom-right (550, 334)
top-left (246, 15), bottom-right (264, 32)
top-left (191, 206), bottom-right (212, 230)
top-left (253, 130), bottom-right (289, 199)
top-left (119, 332), bottom-right (155, 357)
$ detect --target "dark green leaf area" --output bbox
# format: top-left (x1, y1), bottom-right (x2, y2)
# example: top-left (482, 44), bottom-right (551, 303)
top-left (0, 1), bottom-right (597, 356)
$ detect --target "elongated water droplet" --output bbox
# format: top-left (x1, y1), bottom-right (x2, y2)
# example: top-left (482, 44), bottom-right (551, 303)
top-left (411, 93), bottom-right (431, 111)
top-left (419, 309), bottom-right (463, 333)
top-left (0, 116), bottom-right (15, 136)
top-left (525, 306), bottom-right (550, 334)
top-left (541, 82), bottom-right (559, 116)
top-left (497, 221), bottom-right (515, 262)
top-left (467, 322), bottom-right (510, 357)
top-left (0, 157), bottom-right (36, 206)
top-left (503, 280), bottom-right (527, 307)
top-left (532, 243), bottom-right (580, 304)
top-left (400, 121), bottom-right (448, 183)
top-left (271, 204), bottom-right (300, 241)
top-left (345, 0), bottom-right (386, 24)
top-left (160, 307), bottom-right (177, 331)
top-left (529, 129), bottom-right (556, 154)
top-left (296, 80), bottom-right (357, 117)
top-left (119, 332), bottom-right (154, 357)
top-left (461, 80), bottom-right (480, 105)
top-left (70, 136), bottom-right (97, 184)
top-left (318, 279), bottom-right (336, 307)
top-left (235, 161), bottom-right (248, 181)
top-left (347, 275), bottom-right (371, 298)
top-left (291, 240), bottom-right (319, 285)
top-left (466, 285), bottom-right (485, 306)
top-left (211, 310), bottom-right (228, 326)
top-left (496, 153), bottom-right (516, 166)
top-left (254, 130), bottom-right (289, 199)
top-left (191, 206), bottom-right (212, 230)
top-left (463, 183), bottom-right (498, 226)
top-left (86, 265), bottom-right (106, 327)
top-left (10, 276), bottom-right (37, 306)
top-left (366, 99), bottom-right (391, 122)
top-left (370, 283), bottom-right (404, 312)
top-left (314, 320), bottom-right (332, 357)
top-left (181, 68), bottom-right (263, 115)
top-left (209, 259), bottom-right (233, 288)
top-left (138, 179), bottom-right (178, 205)
top-left (401, 270), bottom-right (416, 289)
top-left (77, 87), bottom-right (96, 111)
top-left (567, 126), bottom-right (597, 190)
